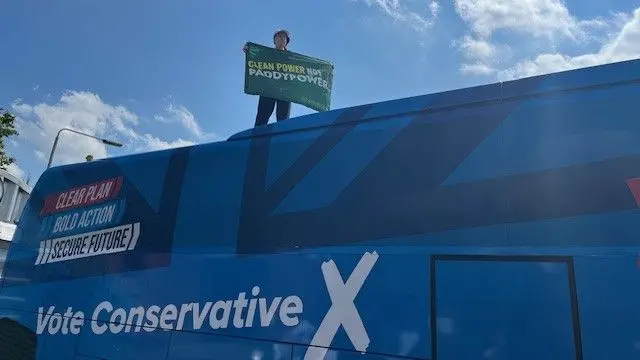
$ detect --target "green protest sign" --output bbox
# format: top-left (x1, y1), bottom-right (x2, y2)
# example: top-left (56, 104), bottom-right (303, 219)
top-left (244, 42), bottom-right (334, 112)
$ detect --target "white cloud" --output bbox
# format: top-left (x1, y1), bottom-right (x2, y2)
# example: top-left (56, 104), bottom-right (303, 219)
top-left (10, 101), bottom-right (33, 119)
top-left (360, 0), bottom-right (440, 32)
top-left (454, 35), bottom-right (498, 59)
top-left (429, 1), bottom-right (440, 17)
top-left (168, 103), bottom-right (202, 138)
top-left (5, 163), bottom-right (25, 182)
top-left (140, 134), bottom-right (194, 151)
top-left (453, 35), bottom-right (511, 75)
top-left (154, 114), bottom-right (171, 123)
top-left (460, 62), bottom-right (496, 75)
top-left (153, 100), bottom-right (220, 142)
top-left (498, 8), bottom-right (640, 80)
top-left (453, 0), bottom-right (602, 41)
top-left (452, 0), bottom-right (639, 79)
top-left (11, 91), bottom-right (207, 168)
top-left (156, 104), bottom-right (203, 138)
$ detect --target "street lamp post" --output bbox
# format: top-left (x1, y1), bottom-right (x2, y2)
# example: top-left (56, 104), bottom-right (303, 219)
top-left (46, 128), bottom-right (123, 169)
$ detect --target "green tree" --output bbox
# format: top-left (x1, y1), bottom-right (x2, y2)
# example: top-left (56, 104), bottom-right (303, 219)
top-left (0, 108), bottom-right (19, 169)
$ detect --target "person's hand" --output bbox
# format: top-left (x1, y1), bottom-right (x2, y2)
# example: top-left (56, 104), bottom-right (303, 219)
top-left (243, 43), bottom-right (248, 53)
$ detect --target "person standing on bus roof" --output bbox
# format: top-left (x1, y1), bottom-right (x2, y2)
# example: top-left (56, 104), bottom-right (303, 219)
top-left (244, 29), bottom-right (292, 127)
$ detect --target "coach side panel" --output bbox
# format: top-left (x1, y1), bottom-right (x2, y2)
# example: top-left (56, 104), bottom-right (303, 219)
top-left (2, 63), bottom-right (640, 359)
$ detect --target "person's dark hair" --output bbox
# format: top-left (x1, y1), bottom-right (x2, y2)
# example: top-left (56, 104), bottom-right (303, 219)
top-left (273, 29), bottom-right (290, 45)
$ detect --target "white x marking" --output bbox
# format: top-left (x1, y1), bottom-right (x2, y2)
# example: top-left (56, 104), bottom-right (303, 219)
top-left (303, 251), bottom-right (379, 360)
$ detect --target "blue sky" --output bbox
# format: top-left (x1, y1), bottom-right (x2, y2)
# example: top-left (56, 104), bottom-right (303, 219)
top-left (0, 0), bottom-right (638, 185)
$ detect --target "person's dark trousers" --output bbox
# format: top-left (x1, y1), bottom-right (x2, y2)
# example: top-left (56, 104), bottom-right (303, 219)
top-left (254, 96), bottom-right (291, 127)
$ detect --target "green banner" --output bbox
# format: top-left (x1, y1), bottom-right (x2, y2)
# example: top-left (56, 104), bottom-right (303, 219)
top-left (244, 42), bottom-right (334, 112)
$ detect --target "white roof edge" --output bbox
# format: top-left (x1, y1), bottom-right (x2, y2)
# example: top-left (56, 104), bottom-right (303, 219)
top-left (0, 168), bottom-right (32, 194)
top-left (0, 221), bottom-right (16, 242)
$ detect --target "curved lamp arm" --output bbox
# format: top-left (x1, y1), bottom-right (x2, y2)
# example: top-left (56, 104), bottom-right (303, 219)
top-left (46, 128), bottom-right (123, 169)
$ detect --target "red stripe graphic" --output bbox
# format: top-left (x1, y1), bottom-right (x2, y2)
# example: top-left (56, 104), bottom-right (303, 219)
top-left (626, 177), bottom-right (640, 207)
top-left (40, 176), bottom-right (124, 216)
